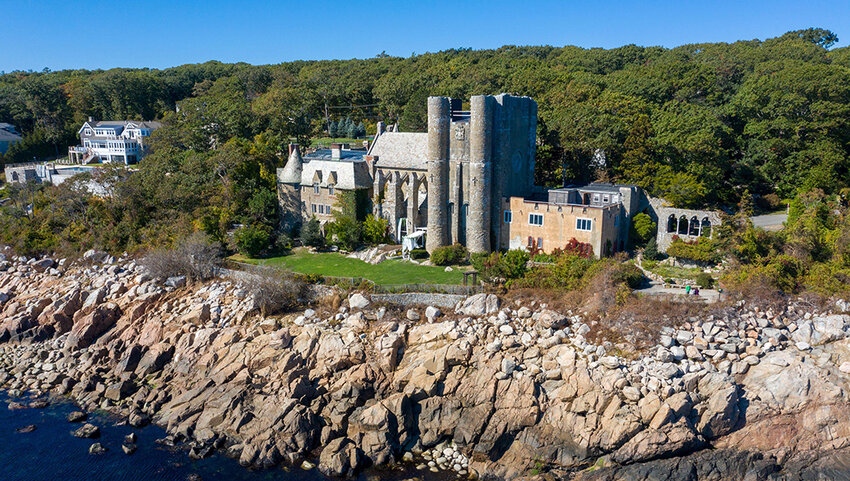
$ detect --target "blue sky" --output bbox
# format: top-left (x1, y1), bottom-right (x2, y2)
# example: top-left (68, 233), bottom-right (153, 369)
top-left (2, 0), bottom-right (848, 72)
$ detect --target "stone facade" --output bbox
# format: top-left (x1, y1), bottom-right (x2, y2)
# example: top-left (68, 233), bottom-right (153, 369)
top-left (276, 95), bottom-right (722, 258)
top-left (276, 143), bottom-right (372, 234)
top-left (650, 197), bottom-right (723, 252)
top-left (369, 94), bottom-right (537, 253)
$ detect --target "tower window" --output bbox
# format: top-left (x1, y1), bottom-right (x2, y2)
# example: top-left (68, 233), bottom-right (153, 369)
top-left (576, 218), bottom-right (592, 231)
top-left (504, 210), bottom-right (512, 223)
top-left (529, 213), bottom-right (544, 226)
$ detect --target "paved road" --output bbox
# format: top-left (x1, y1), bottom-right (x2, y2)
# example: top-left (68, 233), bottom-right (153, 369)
top-left (751, 213), bottom-right (788, 231)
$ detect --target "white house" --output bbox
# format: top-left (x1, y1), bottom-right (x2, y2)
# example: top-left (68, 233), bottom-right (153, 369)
top-left (66, 118), bottom-right (161, 165)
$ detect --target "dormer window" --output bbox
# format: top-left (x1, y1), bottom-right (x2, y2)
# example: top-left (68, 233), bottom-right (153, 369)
top-left (313, 183), bottom-right (320, 194)
top-left (328, 184), bottom-right (335, 196)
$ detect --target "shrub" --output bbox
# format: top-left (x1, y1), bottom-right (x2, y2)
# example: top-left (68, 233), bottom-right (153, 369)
top-left (300, 217), bottom-right (324, 248)
top-left (553, 238), bottom-right (593, 258)
top-left (233, 224), bottom-right (271, 257)
top-left (643, 236), bottom-right (660, 261)
top-left (502, 249), bottom-right (530, 279)
top-left (666, 236), bottom-right (720, 264)
top-left (695, 273), bottom-right (715, 289)
top-left (612, 263), bottom-right (645, 289)
top-left (325, 215), bottom-right (361, 250)
top-left (430, 243), bottom-right (468, 266)
top-left (241, 268), bottom-right (304, 316)
top-left (140, 232), bottom-right (222, 282)
top-left (409, 248), bottom-right (429, 260)
top-left (274, 232), bottom-right (292, 252)
top-left (362, 214), bottom-right (390, 244)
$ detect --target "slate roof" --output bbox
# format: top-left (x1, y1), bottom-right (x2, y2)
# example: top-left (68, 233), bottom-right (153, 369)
top-left (299, 158), bottom-right (372, 190)
top-left (369, 132), bottom-right (428, 170)
top-left (278, 148), bottom-right (304, 184)
top-left (556, 182), bottom-right (631, 194)
top-left (0, 129), bottom-right (22, 142)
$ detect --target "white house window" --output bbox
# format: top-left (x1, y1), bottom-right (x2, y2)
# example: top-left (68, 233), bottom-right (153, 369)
top-left (313, 183), bottom-right (320, 194)
top-left (328, 184), bottom-right (335, 196)
top-left (529, 213), bottom-right (544, 226)
top-left (318, 205), bottom-right (325, 214)
top-left (503, 210), bottom-right (512, 223)
top-left (325, 205), bottom-right (332, 214)
top-left (576, 218), bottom-right (592, 231)
top-left (84, 128), bottom-right (92, 136)
top-left (311, 204), bottom-right (317, 213)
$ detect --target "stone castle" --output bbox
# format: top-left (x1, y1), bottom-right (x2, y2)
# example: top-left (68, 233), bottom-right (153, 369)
top-left (277, 94), bottom-right (720, 257)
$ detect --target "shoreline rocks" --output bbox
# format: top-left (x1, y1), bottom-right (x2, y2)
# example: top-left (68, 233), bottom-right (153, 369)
top-left (0, 249), bottom-right (849, 480)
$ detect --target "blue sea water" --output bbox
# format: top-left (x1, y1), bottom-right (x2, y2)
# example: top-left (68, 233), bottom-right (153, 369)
top-left (0, 391), bottom-right (440, 481)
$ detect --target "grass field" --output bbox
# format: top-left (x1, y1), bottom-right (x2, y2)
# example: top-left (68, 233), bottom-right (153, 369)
top-left (231, 250), bottom-right (465, 285)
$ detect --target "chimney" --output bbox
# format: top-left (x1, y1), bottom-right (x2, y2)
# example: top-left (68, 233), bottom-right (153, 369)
top-left (376, 121), bottom-right (385, 135)
top-left (288, 143), bottom-right (299, 156)
top-left (331, 143), bottom-right (342, 160)
top-left (88, 116), bottom-right (93, 122)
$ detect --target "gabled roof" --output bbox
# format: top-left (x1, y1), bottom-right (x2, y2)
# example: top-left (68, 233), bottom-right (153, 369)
top-left (78, 120), bottom-right (162, 135)
top-left (369, 132), bottom-right (428, 170)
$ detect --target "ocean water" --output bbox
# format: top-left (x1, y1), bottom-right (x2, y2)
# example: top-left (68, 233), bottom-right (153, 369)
top-left (0, 391), bottom-right (441, 481)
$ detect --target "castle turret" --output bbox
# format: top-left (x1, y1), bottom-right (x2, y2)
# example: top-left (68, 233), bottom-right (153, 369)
top-left (426, 97), bottom-right (450, 252)
top-left (467, 95), bottom-right (493, 253)
top-left (278, 144), bottom-right (304, 234)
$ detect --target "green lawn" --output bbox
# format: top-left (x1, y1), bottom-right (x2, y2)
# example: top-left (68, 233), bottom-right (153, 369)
top-left (310, 137), bottom-right (367, 147)
top-left (231, 250), bottom-right (465, 285)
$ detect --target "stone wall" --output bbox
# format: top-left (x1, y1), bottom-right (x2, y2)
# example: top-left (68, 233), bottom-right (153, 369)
top-left (649, 197), bottom-right (723, 252)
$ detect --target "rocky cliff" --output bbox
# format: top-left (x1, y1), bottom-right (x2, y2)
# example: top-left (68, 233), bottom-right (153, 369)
top-left (1, 249), bottom-right (849, 480)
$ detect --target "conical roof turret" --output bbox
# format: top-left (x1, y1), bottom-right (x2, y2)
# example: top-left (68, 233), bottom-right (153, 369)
top-left (279, 144), bottom-right (303, 184)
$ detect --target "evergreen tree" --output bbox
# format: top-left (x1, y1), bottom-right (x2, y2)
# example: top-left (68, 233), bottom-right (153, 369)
top-left (328, 120), bottom-right (338, 138)
top-left (356, 121), bottom-right (366, 138)
top-left (643, 236), bottom-right (660, 261)
top-left (300, 217), bottom-right (324, 248)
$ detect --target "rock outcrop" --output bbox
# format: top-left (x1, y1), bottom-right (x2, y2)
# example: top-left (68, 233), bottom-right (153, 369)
top-left (1, 247), bottom-right (850, 480)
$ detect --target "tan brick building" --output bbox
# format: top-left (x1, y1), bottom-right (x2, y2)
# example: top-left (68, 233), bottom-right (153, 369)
top-left (500, 196), bottom-right (621, 257)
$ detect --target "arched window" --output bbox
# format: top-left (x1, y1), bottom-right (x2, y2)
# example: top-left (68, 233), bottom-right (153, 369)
top-left (689, 216), bottom-right (700, 236)
top-left (701, 218), bottom-right (712, 237)
top-left (678, 215), bottom-right (689, 235)
top-left (667, 214), bottom-right (677, 233)
top-left (11, 172), bottom-right (19, 182)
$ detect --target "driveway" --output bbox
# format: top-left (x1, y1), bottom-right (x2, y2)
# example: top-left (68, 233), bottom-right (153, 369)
top-left (751, 213), bottom-right (788, 231)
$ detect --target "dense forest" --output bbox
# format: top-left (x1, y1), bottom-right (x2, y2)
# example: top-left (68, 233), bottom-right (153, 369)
top-left (1, 28), bottom-right (848, 206)
top-left (1, 28), bottom-right (850, 260)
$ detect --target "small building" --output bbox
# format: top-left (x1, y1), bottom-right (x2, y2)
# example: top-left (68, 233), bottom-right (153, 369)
top-left (66, 119), bottom-right (161, 165)
top-left (0, 124), bottom-right (22, 155)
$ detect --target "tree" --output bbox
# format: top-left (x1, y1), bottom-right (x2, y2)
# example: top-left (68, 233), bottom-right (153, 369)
top-left (629, 212), bottom-right (656, 247)
top-left (300, 217), bottom-right (324, 248)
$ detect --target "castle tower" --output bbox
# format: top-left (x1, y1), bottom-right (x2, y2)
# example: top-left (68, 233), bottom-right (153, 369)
top-left (278, 143), bottom-right (304, 234)
top-left (426, 97), bottom-right (450, 252)
top-left (467, 95), bottom-right (494, 253)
